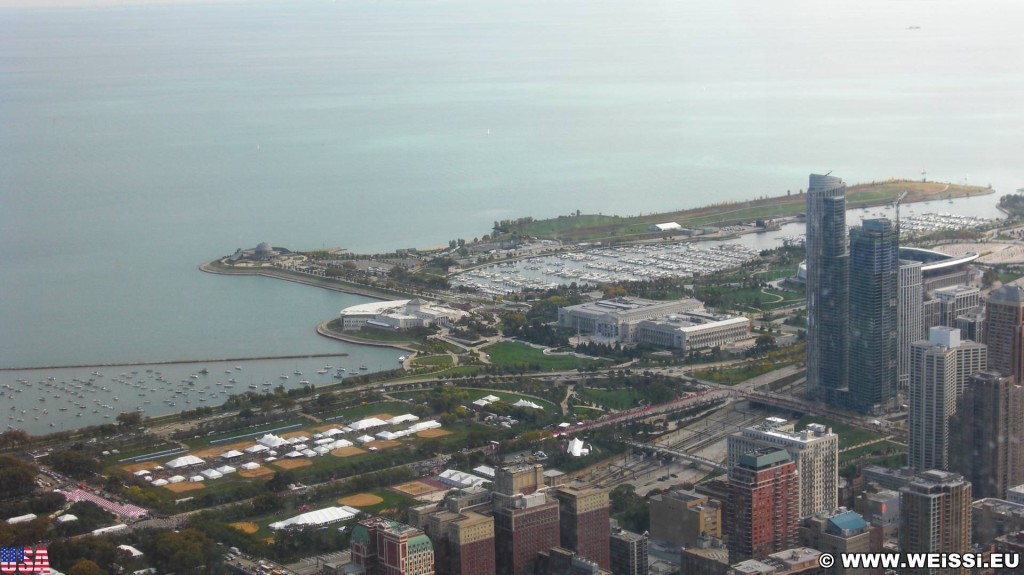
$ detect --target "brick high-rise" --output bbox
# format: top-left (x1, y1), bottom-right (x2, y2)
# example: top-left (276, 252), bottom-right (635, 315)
top-left (728, 448), bottom-right (799, 563)
top-left (900, 470), bottom-right (971, 575)
top-left (553, 484), bottom-right (610, 569)
top-left (351, 517), bottom-right (436, 575)
top-left (494, 492), bottom-right (560, 575)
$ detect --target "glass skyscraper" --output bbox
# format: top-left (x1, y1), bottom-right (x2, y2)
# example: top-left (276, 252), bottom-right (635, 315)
top-left (849, 218), bottom-right (899, 412)
top-left (805, 173), bottom-right (848, 403)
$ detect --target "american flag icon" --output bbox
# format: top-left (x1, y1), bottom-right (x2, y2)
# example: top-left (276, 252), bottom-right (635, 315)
top-left (0, 548), bottom-right (23, 562)
top-left (0, 547), bottom-right (49, 574)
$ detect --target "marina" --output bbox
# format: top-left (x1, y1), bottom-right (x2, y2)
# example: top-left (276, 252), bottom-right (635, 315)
top-left (0, 352), bottom-right (401, 436)
top-left (451, 243), bottom-right (760, 295)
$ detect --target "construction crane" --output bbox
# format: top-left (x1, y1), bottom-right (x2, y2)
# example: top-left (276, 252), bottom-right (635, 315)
top-left (894, 190), bottom-right (909, 236)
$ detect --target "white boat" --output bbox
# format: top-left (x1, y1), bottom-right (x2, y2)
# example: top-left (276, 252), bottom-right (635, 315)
top-left (280, 375), bottom-right (289, 380)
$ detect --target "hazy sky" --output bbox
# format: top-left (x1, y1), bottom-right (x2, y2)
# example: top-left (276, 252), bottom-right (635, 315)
top-left (0, 0), bottom-right (264, 8)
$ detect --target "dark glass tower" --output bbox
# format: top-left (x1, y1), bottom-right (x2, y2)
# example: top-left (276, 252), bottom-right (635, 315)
top-left (805, 173), bottom-right (848, 403)
top-left (849, 218), bottom-right (899, 413)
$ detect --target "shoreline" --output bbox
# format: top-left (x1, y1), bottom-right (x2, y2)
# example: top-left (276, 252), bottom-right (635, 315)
top-left (315, 320), bottom-right (418, 352)
top-left (0, 352), bottom-right (351, 372)
top-left (199, 261), bottom-right (415, 301)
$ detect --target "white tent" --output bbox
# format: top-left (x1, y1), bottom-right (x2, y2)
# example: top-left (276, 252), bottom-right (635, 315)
top-left (200, 469), bottom-right (223, 480)
top-left (312, 433), bottom-right (325, 440)
top-left (132, 469), bottom-right (150, 477)
top-left (165, 455), bottom-right (204, 469)
top-left (244, 444), bottom-right (270, 454)
top-left (292, 443), bottom-right (308, 451)
top-left (513, 399), bottom-right (542, 409)
top-left (314, 446), bottom-right (330, 455)
top-left (189, 475), bottom-right (205, 483)
top-left (257, 434), bottom-right (289, 448)
top-left (376, 431), bottom-right (400, 440)
top-left (567, 437), bottom-right (590, 457)
top-left (331, 439), bottom-right (353, 449)
top-left (349, 417), bottom-right (387, 431)
top-left (240, 462), bottom-right (260, 471)
top-left (438, 469), bottom-right (488, 488)
top-left (268, 506), bottom-right (359, 531)
top-left (356, 435), bottom-right (375, 444)
top-left (220, 450), bottom-right (244, 459)
top-left (301, 449), bottom-right (317, 457)
top-left (143, 476), bottom-right (153, 482)
top-left (323, 428), bottom-right (344, 437)
top-left (56, 514), bottom-right (78, 524)
top-left (408, 420), bottom-right (441, 432)
top-left (215, 465), bottom-right (237, 475)
top-left (118, 545), bottom-right (144, 558)
top-left (314, 438), bottom-right (334, 446)
top-left (284, 450), bottom-right (303, 458)
top-left (152, 465), bottom-right (164, 471)
top-left (167, 475), bottom-right (185, 483)
top-left (264, 457), bottom-right (278, 463)
top-left (387, 414), bottom-right (419, 425)
top-left (151, 479), bottom-right (169, 486)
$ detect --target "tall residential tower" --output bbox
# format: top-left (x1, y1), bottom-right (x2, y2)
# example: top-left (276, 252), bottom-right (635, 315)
top-left (849, 218), bottom-right (899, 412)
top-left (908, 327), bottom-right (987, 471)
top-left (985, 285), bottom-right (1024, 382)
top-left (805, 173), bottom-right (849, 404)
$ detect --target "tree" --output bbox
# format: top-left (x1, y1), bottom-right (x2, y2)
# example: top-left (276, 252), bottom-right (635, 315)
top-left (69, 560), bottom-right (105, 575)
top-left (0, 455), bottom-right (38, 497)
top-left (116, 411), bottom-right (143, 430)
top-left (50, 449), bottom-right (99, 479)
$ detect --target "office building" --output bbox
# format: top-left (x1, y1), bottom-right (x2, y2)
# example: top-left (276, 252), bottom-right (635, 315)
top-left (535, 547), bottom-right (610, 575)
top-left (553, 484), bottom-right (610, 569)
top-left (985, 285), bottom-right (1024, 381)
top-left (955, 308), bottom-right (985, 344)
top-left (680, 542), bottom-right (731, 575)
top-left (493, 492), bottom-right (560, 575)
top-left (609, 528), bottom-right (647, 575)
top-left (649, 489), bottom-right (722, 548)
top-left (494, 464), bottom-right (545, 496)
top-left (934, 285), bottom-right (981, 327)
top-left (849, 218), bottom-right (899, 413)
top-left (799, 509), bottom-right (872, 574)
top-left (899, 260), bottom-right (925, 392)
top-left (351, 517), bottom-right (436, 575)
top-left (805, 173), bottom-right (849, 403)
top-left (972, 498), bottom-right (1024, 545)
top-left (727, 417), bottom-right (838, 517)
top-left (409, 487), bottom-right (497, 575)
top-left (726, 548), bottom-right (823, 575)
top-left (949, 371), bottom-right (1024, 499)
top-left (908, 327), bottom-right (987, 471)
top-left (899, 470), bottom-right (971, 574)
top-left (728, 448), bottom-right (799, 563)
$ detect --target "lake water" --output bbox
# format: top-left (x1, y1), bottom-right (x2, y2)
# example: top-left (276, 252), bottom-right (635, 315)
top-left (2, 0), bottom-right (1022, 426)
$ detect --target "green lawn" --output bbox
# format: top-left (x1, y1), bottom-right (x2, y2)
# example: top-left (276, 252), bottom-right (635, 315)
top-left (390, 388), bottom-right (559, 414)
top-left (839, 440), bottom-right (906, 465)
top-left (183, 418), bottom-right (310, 449)
top-left (794, 415), bottom-right (885, 449)
top-left (484, 341), bottom-right (604, 371)
top-left (318, 401), bottom-right (416, 422)
top-left (412, 355), bottom-right (454, 368)
top-left (576, 388), bottom-right (642, 410)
